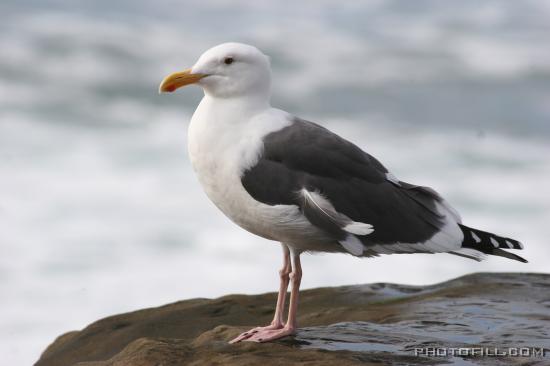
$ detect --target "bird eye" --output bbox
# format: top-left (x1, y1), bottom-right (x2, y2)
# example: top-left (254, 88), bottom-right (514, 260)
top-left (224, 57), bottom-right (234, 65)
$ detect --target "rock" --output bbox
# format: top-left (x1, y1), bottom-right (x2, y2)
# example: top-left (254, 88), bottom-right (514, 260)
top-left (36, 273), bottom-right (550, 366)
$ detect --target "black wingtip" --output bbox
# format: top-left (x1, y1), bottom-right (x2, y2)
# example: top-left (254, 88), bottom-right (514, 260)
top-left (459, 224), bottom-right (527, 263)
top-left (492, 248), bottom-right (528, 263)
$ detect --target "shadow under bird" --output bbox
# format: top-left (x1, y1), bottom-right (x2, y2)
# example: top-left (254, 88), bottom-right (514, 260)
top-left (159, 42), bottom-right (526, 343)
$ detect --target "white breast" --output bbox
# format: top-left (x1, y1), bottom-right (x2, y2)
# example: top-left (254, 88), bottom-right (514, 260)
top-left (187, 97), bottom-right (288, 238)
top-left (187, 97), bottom-right (334, 250)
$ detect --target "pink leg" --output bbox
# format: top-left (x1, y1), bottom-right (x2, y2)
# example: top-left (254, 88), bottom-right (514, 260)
top-left (229, 245), bottom-right (292, 344)
top-left (271, 245), bottom-right (292, 327)
top-left (244, 250), bottom-right (302, 342)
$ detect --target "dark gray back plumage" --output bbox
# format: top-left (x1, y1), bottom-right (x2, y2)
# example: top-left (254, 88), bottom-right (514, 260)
top-left (241, 118), bottom-right (445, 246)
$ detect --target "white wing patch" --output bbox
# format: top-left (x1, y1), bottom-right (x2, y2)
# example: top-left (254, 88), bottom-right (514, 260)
top-left (339, 235), bottom-right (365, 256)
top-left (301, 189), bottom-right (373, 256)
top-left (343, 222), bottom-right (374, 235)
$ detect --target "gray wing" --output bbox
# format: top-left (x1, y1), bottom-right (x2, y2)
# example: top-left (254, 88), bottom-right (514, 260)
top-left (241, 118), bottom-right (449, 249)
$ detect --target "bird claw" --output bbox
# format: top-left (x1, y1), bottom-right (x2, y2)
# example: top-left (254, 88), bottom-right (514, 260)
top-left (229, 323), bottom-right (285, 344)
top-left (243, 326), bottom-right (295, 343)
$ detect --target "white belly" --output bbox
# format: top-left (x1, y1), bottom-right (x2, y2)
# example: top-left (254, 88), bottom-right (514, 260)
top-left (193, 157), bottom-right (333, 250)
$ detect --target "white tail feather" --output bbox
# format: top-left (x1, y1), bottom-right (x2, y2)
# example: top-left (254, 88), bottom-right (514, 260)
top-left (301, 188), bottom-right (374, 235)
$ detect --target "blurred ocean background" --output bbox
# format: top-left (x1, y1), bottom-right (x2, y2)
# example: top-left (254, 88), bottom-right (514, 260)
top-left (1, 0), bottom-right (549, 364)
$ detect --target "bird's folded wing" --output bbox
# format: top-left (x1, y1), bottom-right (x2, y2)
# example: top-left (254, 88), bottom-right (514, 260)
top-left (241, 118), bottom-right (453, 248)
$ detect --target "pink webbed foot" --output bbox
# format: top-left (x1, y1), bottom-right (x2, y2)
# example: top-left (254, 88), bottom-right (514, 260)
top-left (229, 323), bottom-right (284, 344)
top-left (229, 245), bottom-right (301, 345)
top-left (244, 326), bottom-right (296, 342)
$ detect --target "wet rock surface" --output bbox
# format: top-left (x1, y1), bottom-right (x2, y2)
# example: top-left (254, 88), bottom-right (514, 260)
top-left (36, 273), bottom-right (550, 366)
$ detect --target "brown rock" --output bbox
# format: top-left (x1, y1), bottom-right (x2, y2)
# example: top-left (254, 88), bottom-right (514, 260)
top-left (36, 273), bottom-right (550, 366)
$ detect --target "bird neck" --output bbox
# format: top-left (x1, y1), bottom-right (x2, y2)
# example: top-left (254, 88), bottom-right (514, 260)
top-left (199, 93), bottom-right (271, 122)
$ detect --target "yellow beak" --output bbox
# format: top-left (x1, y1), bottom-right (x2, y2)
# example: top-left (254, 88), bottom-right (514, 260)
top-left (158, 68), bottom-right (206, 93)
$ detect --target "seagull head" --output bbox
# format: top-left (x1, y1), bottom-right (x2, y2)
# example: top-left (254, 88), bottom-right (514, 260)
top-left (159, 43), bottom-right (272, 100)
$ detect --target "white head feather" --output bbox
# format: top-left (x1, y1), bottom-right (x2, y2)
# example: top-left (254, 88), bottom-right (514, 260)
top-left (191, 43), bottom-right (272, 100)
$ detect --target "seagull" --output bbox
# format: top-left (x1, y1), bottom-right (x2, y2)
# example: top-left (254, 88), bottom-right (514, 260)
top-left (159, 42), bottom-right (527, 343)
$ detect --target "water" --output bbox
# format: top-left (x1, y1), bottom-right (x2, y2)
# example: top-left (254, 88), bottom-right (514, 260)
top-left (0, 1), bottom-right (549, 365)
top-left (294, 273), bottom-right (550, 365)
